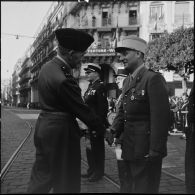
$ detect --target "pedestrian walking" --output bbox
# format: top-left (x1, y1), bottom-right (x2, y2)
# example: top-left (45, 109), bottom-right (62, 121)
top-left (105, 35), bottom-right (171, 193)
top-left (27, 28), bottom-right (106, 193)
top-left (81, 63), bottom-right (109, 182)
top-left (185, 81), bottom-right (195, 193)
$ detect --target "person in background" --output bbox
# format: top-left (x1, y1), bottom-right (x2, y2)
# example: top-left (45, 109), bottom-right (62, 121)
top-left (105, 35), bottom-right (171, 193)
top-left (81, 63), bottom-right (109, 182)
top-left (27, 28), bottom-right (105, 193)
top-left (185, 82), bottom-right (195, 193)
top-left (113, 68), bottom-right (128, 192)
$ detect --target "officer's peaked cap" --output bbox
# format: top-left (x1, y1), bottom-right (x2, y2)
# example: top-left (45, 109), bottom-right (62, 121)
top-left (55, 28), bottom-right (94, 52)
top-left (113, 68), bottom-right (127, 77)
top-left (84, 63), bottom-right (101, 74)
top-left (115, 35), bottom-right (147, 54)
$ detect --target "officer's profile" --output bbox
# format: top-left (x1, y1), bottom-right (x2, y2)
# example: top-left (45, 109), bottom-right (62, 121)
top-left (27, 28), bottom-right (106, 194)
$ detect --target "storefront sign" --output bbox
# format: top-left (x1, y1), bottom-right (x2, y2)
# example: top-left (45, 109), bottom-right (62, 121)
top-left (87, 48), bottom-right (115, 53)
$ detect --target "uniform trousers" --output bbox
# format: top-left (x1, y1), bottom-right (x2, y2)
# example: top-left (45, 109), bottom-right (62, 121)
top-left (27, 113), bottom-right (81, 193)
top-left (122, 158), bottom-right (162, 193)
top-left (86, 135), bottom-right (105, 177)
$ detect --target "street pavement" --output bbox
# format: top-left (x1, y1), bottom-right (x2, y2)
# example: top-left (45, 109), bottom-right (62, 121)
top-left (1, 106), bottom-right (187, 193)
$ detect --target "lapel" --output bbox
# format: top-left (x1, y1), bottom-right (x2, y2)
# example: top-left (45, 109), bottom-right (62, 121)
top-left (124, 66), bottom-right (148, 94)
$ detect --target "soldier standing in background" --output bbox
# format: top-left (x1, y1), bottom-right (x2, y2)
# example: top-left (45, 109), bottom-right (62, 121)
top-left (27, 28), bottom-right (106, 193)
top-left (113, 68), bottom-right (128, 193)
top-left (105, 35), bottom-right (171, 193)
top-left (81, 63), bottom-right (109, 182)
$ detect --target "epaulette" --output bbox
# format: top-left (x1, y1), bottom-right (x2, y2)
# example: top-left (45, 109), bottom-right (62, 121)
top-left (61, 66), bottom-right (75, 80)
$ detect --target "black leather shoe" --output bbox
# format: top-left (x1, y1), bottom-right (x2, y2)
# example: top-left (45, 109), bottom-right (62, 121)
top-left (88, 174), bottom-right (103, 182)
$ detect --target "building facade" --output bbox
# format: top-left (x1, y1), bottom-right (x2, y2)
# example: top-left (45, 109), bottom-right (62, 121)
top-left (140, 1), bottom-right (194, 41)
top-left (13, 1), bottom-right (194, 107)
top-left (12, 59), bottom-right (22, 106)
top-left (19, 57), bottom-right (32, 107)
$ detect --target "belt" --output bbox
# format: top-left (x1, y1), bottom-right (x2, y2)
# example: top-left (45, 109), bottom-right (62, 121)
top-left (40, 110), bottom-right (72, 118)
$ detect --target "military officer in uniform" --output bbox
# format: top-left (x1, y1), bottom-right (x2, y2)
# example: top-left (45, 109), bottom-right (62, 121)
top-left (27, 28), bottom-right (106, 193)
top-left (82, 63), bottom-right (109, 182)
top-left (105, 35), bottom-right (171, 193)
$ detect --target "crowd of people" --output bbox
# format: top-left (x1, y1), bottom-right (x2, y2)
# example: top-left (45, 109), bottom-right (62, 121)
top-left (26, 28), bottom-right (194, 194)
top-left (169, 93), bottom-right (189, 138)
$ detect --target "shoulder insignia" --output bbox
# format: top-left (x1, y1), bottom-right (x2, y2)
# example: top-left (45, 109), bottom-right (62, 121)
top-left (61, 66), bottom-right (78, 82)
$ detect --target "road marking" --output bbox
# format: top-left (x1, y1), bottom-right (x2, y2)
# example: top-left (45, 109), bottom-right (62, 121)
top-left (16, 114), bottom-right (39, 120)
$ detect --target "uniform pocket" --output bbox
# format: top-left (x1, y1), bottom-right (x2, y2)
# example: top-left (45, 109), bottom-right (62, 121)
top-left (134, 132), bottom-right (150, 160)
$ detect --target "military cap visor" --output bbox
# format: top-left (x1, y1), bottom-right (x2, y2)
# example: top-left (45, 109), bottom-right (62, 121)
top-left (115, 36), bottom-right (147, 54)
top-left (84, 63), bottom-right (101, 74)
top-left (113, 68), bottom-right (127, 77)
top-left (55, 28), bottom-right (94, 52)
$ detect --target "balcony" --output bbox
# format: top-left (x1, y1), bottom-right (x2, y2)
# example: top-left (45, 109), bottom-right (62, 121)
top-left (19, 72), bottom-right (31, 84)
top-left (19, 83), bottom-right (30, 92)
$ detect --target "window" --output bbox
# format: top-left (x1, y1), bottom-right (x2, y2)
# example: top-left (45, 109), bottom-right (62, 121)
top-left (149, 3), bottom-right (164, 22)
top-left (175, 1), bottom-right (190, 25)
top-left (102, 8), bottom-right (109, 26)
top-left (129, 10), bottom-right (137, 25)
top-left (92, 16), bottom-right (96, 27)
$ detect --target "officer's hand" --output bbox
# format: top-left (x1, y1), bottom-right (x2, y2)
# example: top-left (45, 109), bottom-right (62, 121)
top-left (144, 150), bottom-right (162, 162)
top-left (105, 128), bottom-right (115, 146)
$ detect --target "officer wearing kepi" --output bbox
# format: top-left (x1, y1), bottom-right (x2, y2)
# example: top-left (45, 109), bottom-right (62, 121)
top-left (82, 63), bottom-right (109, 182)
top-left (27, 28), bottom-right (106, 193)
top-left (105, 35), bottom-right (171, 193)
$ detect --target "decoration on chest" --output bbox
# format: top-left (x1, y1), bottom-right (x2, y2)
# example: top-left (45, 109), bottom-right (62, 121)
top-left (129, 88), bottom-right (145, 101)
top-left (88, 89), bottom-right (96, 96)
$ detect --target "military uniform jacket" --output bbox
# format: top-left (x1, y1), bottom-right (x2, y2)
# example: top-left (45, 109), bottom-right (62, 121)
top-left (38, 57), bottom-right (105, 135)
top-left (111, 66), bottom-right (171, 161)
top-left (83, 79), bottom-right (109, 129)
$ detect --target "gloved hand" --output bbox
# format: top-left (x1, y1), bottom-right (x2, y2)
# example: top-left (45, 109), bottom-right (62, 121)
top-left (105, 128), bottom-right (115, 146)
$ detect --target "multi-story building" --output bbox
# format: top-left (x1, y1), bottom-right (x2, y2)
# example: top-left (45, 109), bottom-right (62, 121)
top-left (139, 1), bottom-right (194, 96)
top-left (30, 2), bottom-right (66, 106)
top-left (20, 1), bottom-right (194, 106)
top-left (12, 59), bottom-right (22, 106)
top-left (140, 1), bottom-right (194, 41)
top-left (1, 78), bottom-right (12, 106)
top-left (19, 56), bottom-right (32, 107)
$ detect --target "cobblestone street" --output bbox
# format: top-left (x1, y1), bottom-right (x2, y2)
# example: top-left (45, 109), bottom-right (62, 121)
top-left (1, 107), bottom-right (187, 193)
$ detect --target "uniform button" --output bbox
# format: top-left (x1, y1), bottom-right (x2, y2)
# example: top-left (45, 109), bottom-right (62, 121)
top-left (124, 103), bottom-right (126, 105)
top-left (124, 120), bottom-right (127, 122)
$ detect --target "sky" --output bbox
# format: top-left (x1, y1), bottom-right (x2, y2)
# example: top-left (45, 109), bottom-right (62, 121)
top-left (1, 1), bottom-right (54, 80)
